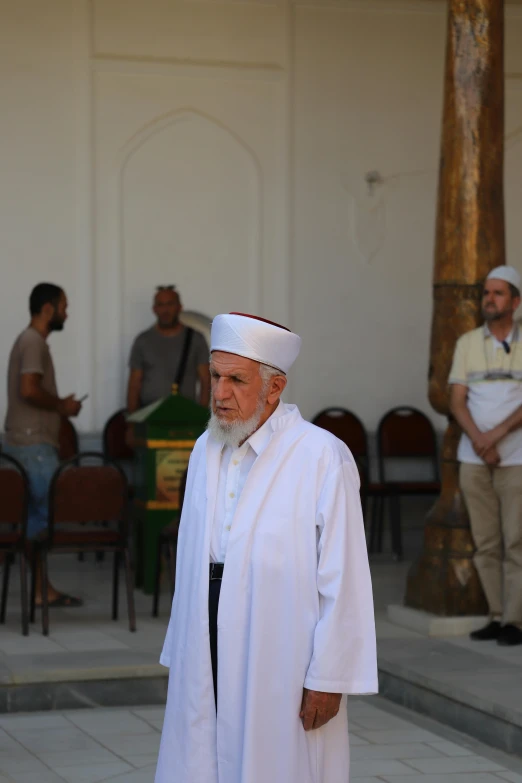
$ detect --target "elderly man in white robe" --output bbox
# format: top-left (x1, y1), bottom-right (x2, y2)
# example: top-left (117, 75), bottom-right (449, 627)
top-left (155, 312), bottom-right (378, 783)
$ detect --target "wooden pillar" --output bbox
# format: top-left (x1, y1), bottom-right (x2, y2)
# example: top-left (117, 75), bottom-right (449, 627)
top-left (405, 0), bottom-right (504, 615)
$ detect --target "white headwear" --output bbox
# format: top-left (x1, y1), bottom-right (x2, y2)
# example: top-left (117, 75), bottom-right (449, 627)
top-left (486, 265), bottom-right (521, 293)
top-left (210, 313), bottom-right (301, 374)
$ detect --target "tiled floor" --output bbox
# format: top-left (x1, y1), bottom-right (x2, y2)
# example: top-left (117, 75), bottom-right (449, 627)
top-left (1, 552), bottom-right (521, 732)
top-left (1, 697), bottom-right (521, 783)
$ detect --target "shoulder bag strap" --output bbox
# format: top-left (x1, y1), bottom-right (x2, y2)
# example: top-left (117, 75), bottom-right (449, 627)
top-left (175, 327), bottom-right (194, 388)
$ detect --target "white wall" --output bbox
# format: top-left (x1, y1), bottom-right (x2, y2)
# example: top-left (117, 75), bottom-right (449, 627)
top-left (1, 0), bottom-right (522, 434)
top-left (293, 3), bottom-right (522, 429)
top-left (0, 0), bottom-right (81, 420)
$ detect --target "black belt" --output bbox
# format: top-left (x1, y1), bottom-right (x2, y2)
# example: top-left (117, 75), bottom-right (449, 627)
top-left (209, 563), bottom-right (224, 581)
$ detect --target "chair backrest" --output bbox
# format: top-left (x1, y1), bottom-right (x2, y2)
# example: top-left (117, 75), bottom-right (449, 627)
top-left (49, 452), bottom-right (128, 537)
top-left (312, 408), bottom-right (368, 458)
top-left (377, 406), bottom-right (439, 481)
top-left (103, 409), bottom-right (134, 461)
top-left (58, 417), bottom-right (79, 461)
top-left (0, 453), bottom-right (28, 534)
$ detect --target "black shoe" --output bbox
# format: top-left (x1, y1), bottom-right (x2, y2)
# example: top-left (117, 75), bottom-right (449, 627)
top-left (497, 624), bottom-right (522, 646)
top-left (470, 621), bottom-right (501, 641)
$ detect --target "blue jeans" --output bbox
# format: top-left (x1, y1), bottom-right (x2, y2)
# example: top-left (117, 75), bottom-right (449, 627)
top-left (2, 443), bottom-right (60, 539)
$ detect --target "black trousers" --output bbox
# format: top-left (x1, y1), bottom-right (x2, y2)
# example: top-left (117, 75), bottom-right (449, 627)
top-left (208, 577), bottom-right (222, 706)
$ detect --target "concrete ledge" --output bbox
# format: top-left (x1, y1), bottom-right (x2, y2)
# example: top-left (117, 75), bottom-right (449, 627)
top-left (387, 604), bottom-right (488, 637)
top-left (379, 665), bottom-right (522, 757)
top-left (0, 674), bottom-right (168, 714)
top-left (378, 639), bottom-right (522, 730)
top-left (7, 663), bottom-right (166, 686)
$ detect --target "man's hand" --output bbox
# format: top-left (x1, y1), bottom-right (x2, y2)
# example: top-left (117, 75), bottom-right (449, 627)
top-left (472, 429), bottom-right (504, 458)
top-left (58, 395), bottom-right (82, 418)
top-left (450, 385), bottom-right (505, 461)
top-left (299, 688), bottom-right (342, 731)
top-left (483, 446), bottom-right (501, 466)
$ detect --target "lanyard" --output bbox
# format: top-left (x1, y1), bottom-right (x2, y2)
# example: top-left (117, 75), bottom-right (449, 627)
top-left (483, 325), bottom-right (519, 380)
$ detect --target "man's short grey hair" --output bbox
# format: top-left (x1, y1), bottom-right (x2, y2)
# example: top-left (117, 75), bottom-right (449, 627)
top-left (208, 354), bottom-right (284, 385)
top-left (259, 363), bottom-right (284, 385)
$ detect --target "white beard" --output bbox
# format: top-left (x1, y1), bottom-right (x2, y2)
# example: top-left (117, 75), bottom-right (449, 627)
top-left (207, 397), bottom-right (265, 449)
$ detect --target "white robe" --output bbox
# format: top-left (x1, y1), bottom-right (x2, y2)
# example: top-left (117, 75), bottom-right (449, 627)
top-left (155, 404), bottom-right (378, 783)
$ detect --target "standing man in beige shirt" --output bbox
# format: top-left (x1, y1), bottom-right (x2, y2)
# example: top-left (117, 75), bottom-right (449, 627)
top-left (3, 283), bottom-right (83, 607)
top-left (449, 266), bottom-right (522, 646)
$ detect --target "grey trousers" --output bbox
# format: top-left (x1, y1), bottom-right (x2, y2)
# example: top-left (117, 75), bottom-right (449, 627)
top-left (460, 463), bottom-right (522, 627)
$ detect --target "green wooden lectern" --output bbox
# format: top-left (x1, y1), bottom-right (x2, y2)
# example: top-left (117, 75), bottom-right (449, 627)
top-left (129, 386), bottom-right (208, 594)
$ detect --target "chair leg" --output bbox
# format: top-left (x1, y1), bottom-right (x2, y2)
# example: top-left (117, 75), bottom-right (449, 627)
top-left (123, 547), bottom-right (136, 632)
top-left (112, 551), bottom-right (120, 621)
top-left (367, 498), bottom-right (375, 552)
top-left (40, 549), bottom-right (49, 636)
top-left (0, 553), bottom-right (11, 623)
top-left (30, 552), bottom-right (37, 624)
top-left (368, 496), bottom-right (381, 554)
top-left (152, 537), bottom-right (162, 618)
top-left (376, 496), bottom-right (385, 553)
top-left (390, 494), bottom-right (403, 561)
top-left (19, 551), bottom-right (29, 636)
top-left (98, 523), bottom-right (108, 562)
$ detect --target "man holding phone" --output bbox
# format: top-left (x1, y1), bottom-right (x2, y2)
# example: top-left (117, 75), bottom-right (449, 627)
top-left (3, 283), bottom-right (83, 608)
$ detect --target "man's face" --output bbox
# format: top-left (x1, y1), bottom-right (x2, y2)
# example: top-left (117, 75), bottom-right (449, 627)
top-left (48, 292), bottom-right (68, 332)
top-left (210, 351), bottom-right (266, 425)
top-left (153, 290), bottom-right (181, 329)
top-left (482, 279), bottom-right (520, 322)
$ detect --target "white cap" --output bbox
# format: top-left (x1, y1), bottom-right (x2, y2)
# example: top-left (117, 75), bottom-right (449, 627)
top-left (210, 313), bottom-right (301, 374)
top-left (486, 265), bottom-right (521, 293)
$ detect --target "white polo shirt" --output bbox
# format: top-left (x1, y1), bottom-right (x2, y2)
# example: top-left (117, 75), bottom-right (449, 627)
top-left (449, 323), bottom-right (522, 466)
top-left (210, 402), bottom-right (285, 563)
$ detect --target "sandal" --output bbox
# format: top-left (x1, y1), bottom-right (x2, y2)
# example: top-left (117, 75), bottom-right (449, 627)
top-left (36, 593), bottom-right (84, 608)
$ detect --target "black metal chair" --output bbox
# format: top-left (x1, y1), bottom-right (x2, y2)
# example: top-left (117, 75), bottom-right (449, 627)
top-left (0, 453), bottom-right (30, 636)
top-left (58, 417), bottom-right (79, 461)
top-left (32, 452), bottom-right (136, 636)
top-left (312, 408), bottom-right (392, 541)
top-left (370, 406), bottom-right (441, 560)
top-left (103, 409), bottom-right (135, 464)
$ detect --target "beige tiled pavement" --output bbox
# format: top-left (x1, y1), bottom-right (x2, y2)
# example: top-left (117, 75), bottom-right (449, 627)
top-left (1, 697), bottom-right (522, 783)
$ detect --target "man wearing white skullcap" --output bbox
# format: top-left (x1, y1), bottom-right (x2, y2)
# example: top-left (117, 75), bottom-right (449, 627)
top-left (155, 313), bottom-right (377, 783)
top-left (450, 266), bottom-right (522, 646)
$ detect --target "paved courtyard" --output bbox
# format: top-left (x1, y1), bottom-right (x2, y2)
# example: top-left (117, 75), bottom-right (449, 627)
top-left (1, 549), bottom-right (522, 748)
top-left (1, 696), bottom-right (522, 783)
top-left (1, 521), bottom-right (522, 764)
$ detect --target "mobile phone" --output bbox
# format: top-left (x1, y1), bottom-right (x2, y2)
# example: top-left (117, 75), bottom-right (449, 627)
top-left (78, 394), bottom-right (89, 403)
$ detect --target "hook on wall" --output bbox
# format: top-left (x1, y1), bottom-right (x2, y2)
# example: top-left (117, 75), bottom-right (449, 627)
top-left (364, 170), bottom-right (384, 196)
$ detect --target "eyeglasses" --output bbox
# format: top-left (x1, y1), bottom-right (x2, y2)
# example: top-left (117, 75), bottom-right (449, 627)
top-left (156, 285), bottom-right (177, 292)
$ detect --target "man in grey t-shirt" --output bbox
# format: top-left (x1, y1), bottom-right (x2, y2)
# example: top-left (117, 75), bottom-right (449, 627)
top-left (127, 287), bottom-right (210, 413)
top-left (3, 283), bottom-right (83, 608)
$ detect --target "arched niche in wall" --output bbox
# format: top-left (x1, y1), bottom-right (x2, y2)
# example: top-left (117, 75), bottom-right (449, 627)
top-left (118, 108), bottom-right (262, 392)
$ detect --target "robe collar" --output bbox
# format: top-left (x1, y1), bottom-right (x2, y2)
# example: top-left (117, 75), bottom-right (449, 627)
top-left (204, 402), bottom-right (302, 527)
top-left (245, 399), bottom-right (285, 457)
